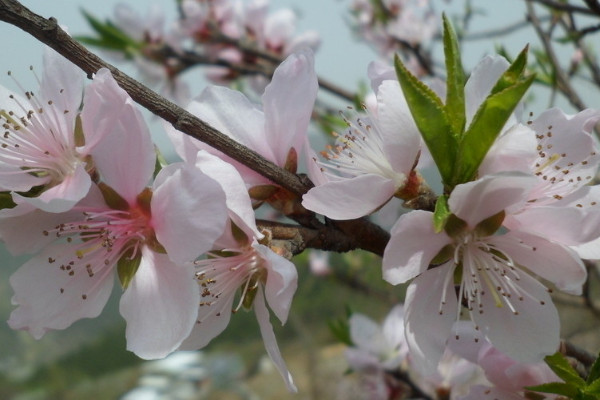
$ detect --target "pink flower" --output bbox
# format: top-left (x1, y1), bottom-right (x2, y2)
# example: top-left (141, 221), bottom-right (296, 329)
top-left (302, 79), bottom-right (421, 220)
top-left (346, 304), bottom-right (408, 373)
top-left (166, 49), bottom-right (318, 189)
top-left (383, 173), bottom-right (593, 375)
top-left (0, 48), bottom-right (95, 212)
top-left (5, 69), bottom-right (229, 359)
top-left (176, 149), bottom-right (298, 392)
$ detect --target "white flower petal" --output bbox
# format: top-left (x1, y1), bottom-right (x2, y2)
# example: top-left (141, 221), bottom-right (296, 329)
top-left (256, 244), bottom-right (297, 324)
top-left (302, 174), bottom-right (397, 220)
top-left (383, 210), bottom-right (451, 285)
top-left (121, 247), bottom-right (199, 359)
top-left (254, 287), bottom-right (297, 392)
top-left (404, 265), bottom-right (457, 376)
top-left (8, 243), bottom-right (114, 338)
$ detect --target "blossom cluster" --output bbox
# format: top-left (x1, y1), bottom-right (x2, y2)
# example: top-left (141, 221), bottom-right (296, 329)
top-left (85, 0), bottom-right (320, 102)
top-left (0, 46), bottom-right (317, 392)
top-left (2, 1), bottom-right (600, 397)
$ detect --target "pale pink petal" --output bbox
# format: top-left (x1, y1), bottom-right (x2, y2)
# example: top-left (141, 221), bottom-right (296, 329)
top-left (572, 237), bottom-right (600, 260)
top-left (254, 288), bottom-right (297, 392)
top-left (464, 55), bottom-right (510, 126)
top-left (381, 305), bottom-right (406, 354)
top-left (14, 163), bottom-right (91, 213)
top-left (446, 321), bottom-right (485, 364)
top-left (0, 164), bottom-right (47, 192)
top-left (506, 206), bottom-right (600, 245)
top-left (8, 244), bottom-right (114, 338)
top-left (179, 291), bottom-right (236, 351)
top-left (491, 232), bottom-right (586, 295)
top-left (470, 271), bottom-right (559, 365)
top-left (404, 265), bottom-right (457, 376)
top-left (263, 9), bottom-right (296, 48)
top-left (82, 68), bottom-right (155, 203)
top-left (383, 210), bottom-right (452, 285)
top-left (194, 150), bottom-right (261, 238)
top-left (449, 173), bottom-right (536, 228)
top-left (262, 49), bottom-right (317, 166)
top-left (256, 244), bottom-right (298, 324)
top-left (367, 60), bottom-right (395, 94)
top-left (188, 86), bottom-right (271, 159)
top-left (302, 174), bottom-right (397, 220)
top-left (152, 162), bottom-right (228, 265)
top-left (120, 247), bottom-right (199, 359)
top-left (479, 124), bottom-right (538, 176)
top-left (350, 313), bottom-right (384, 352)
top-left (376, 80), bottom-right (421, 173)
top-left (40, 47), bottom-right (83, 129)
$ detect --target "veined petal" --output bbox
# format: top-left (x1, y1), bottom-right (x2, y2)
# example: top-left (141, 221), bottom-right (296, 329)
top-left (262, 49), bottom-right (317, 166)
top-left (404, 265), bottom-right (457, 376)
top-left (491, 232), bottom-right (586, 295)
top-left (82, 68), bottom-right (155, 203)
top-left (506, 206), bottom-right (600, 245)
top-left (302, 174), bottom-right (396, 220)
top-left (8, 243), bottom-right (114, 338)
top-left (256, 243), bottom-right (298, 324)
top-left (254, 287), bottom-right (297, 392)
top-left (479, 123), bottom-right (537, 177)
top-left (120, 247), bottom-right (199, 359)
top-left (193, 150), bottom-right (261, 239)
top-left (470, 270), bottom-right (559, 365)
top-left (383, 210), bottom-right (452, 285)
top-left (449, 173), bottom-right (536, 228)
top-left (14, 163), bottom-right (91, 213)
top-left (152, 162), bottom-right (228, 265)
top-left (376, 80), bottom-right (421, 174)
top-left (464, 55), bottom-right (510, 126)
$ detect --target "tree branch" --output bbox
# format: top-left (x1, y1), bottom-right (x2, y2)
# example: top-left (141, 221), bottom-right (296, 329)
top-left (0, 0), bottom-right (391, 257)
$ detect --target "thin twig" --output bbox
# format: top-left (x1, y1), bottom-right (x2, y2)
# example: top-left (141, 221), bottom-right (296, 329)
top-left (529, 0), bottom-right (599, 16)
top-left (526, 0), bottom-right (587, 110)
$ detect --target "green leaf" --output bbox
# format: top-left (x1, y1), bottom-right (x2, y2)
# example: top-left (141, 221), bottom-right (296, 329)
top-left (433, 195), bottom-right (451, 233)
top-left (454, 73), bottom-right (534, 184)
top-left (544, 352), bottom-right (587, 387)
top-left (117, 248), bottom-right (142, 290)
top-left (98, 182), bottom-right (129, 211)
top-left (394, 54), bottom-right (458, 188)
top-left (587, 353), bottom-right (600, 384)
top-left (526, 382), bottom-right (579, 398)
top-left (490, 45), bottom-right (529, 95)
top-left (79, 9), bottom-right (142, 56)
top-left (442, 14), bottom-right (466, 136)
top-left (0, 191), bottom-right (16, 210)
top-left (586, 377), bottom-right (600, 395)
top-left (328, 306), bottom-right (353, 346)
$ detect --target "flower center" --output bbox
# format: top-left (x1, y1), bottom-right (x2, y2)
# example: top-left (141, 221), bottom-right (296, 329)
top-left (318, 113), bottom-right (406, 188)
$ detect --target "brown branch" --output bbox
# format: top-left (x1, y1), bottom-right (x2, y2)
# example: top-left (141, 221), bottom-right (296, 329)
top-left (0, 0), bottom-right (391, 257)
top-left (529, 0), bottom-right (600, 16)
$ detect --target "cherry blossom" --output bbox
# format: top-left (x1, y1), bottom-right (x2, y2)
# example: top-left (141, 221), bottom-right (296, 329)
top-left (382, 173), bottom-right (594, 375)
top-left (302, 79), bottom-right (421, 220)
top-left (166, 48), bottom-right (318, 189)
top-left (6, 69), bottom-right (229, 359)
top-left (0, 48), bottom-right (93, 213)
top-left (177, 150), bottom-right (298, 392)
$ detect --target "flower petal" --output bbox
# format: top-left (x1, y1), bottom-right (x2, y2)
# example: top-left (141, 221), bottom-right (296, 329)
top-left (404, 265), bottom-right (457, 376)
top-left (464, 55), bottom-right (510, 126)
top-left (302, 174), bottom-right (396, 220)
top-left (254, 287), bottom-right (297, 392)
top-left (491, 232), bottom-right (586, 295)
top-left (152, 162), bottom-right (228, 265)
top-left (449, 173), bottom-right (536, 228)
top-left (479, 123), bottom-right (537, 176)
top-left (262, 49), bottom-right (317, 166)
top-left (376, 80), bottom-right (421, 174)
top-left (383, 210), bottom-right (452, 285)
top-left (14, 163), bottom-right (91, 213)
top-left (8, 243), bottom-right (114, 338)
top-left (470, 270), bottom-right (560, 365)
top-left (120, 247), bottom-right (199, 359)
top-left (256, 243), bottom-right (298, 324)
top-left (82, 68), bottom-right (155, 203)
